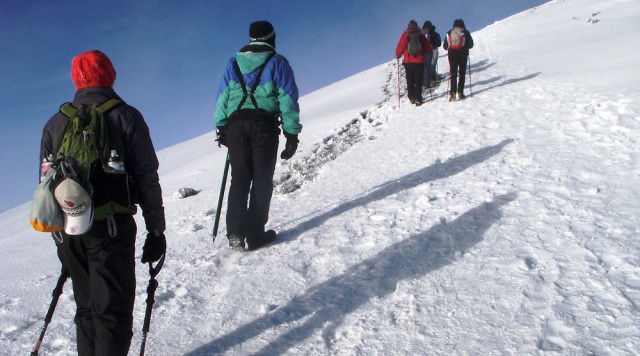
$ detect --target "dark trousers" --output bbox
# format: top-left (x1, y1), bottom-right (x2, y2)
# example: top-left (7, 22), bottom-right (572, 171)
top-left (448, 51), bottom-right (468, 95)
top-left (55, 214), bottom-right (137, 356)
top-left (403, 63), bottom-right (424, 103)
top-left (422, 51), bottom-right (433, 87)
top-left (226, 115), bottom-right (280, 242)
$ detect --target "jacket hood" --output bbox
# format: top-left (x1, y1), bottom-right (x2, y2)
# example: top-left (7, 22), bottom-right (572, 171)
top-left (235, 43), bottom-right (275, 73)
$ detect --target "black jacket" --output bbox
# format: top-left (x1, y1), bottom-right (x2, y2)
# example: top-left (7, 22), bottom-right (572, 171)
top-left (443, 29), bottom-right (474, 55)
top-left (40, 87), bottom-right (165, 232)
top-left (428, 29), bottom-right (442, 48)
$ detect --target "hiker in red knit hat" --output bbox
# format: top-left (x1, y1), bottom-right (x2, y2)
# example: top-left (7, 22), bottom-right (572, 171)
top-left (38, 50), bottom-right (166, 355)
top-left (70, 50), bottom-right (117, 89)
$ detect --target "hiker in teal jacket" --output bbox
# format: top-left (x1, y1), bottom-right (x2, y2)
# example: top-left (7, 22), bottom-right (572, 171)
top-left (213, 48), bottom-right (301, 135)
top-left (214, 20), bottom-right (302, 251)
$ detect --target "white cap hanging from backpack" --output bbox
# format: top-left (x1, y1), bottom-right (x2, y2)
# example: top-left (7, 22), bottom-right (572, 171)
top-left (54, 178), bottom-right (94, 235)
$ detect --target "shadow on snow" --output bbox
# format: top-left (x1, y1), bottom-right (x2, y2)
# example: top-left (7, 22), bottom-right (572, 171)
top-left (278, 138), bottom-right (513, 242)
top-left (434, 58), bottom-right (539, 99)
top-left (186, 140), bottom-right (516, 355)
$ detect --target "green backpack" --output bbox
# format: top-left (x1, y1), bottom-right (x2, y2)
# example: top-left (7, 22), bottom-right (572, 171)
top-left (56, 99), bottom-right (131, 220)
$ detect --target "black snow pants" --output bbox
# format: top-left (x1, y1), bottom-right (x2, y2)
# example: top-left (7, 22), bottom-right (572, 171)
top-left (448, 50), bottom-right (469, 95)
top-left (225, 110), bottom-right (280, 243)
top-left (55, 214), bottom-right (137, 356)
top-left (403, 62), bottom-right (424, 104)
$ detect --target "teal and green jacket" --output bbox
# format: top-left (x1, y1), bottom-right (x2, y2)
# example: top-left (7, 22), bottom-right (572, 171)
top-left (214, 42), bottom-right (302, 135)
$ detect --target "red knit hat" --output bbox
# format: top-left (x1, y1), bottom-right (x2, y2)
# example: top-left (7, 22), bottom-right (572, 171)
top-left (70, 50), bottom-right (116, 89)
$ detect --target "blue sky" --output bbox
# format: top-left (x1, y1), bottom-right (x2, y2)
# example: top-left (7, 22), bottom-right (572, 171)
top-left (0, 0), bottom-right (548, 212)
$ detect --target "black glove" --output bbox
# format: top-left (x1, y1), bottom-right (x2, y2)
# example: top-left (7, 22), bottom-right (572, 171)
top-left (280, 131), bottom-right (299, 160)
top-left (141, 230), bottom-right (166, 264)
top-left (215, 126), bottom-right (227, 147)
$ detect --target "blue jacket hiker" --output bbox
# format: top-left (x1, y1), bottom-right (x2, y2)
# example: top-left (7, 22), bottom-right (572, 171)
top-left (214, 20), bottom-right (302, 251)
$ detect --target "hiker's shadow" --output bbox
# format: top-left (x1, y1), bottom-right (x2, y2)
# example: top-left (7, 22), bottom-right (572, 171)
top-left (431, 57), bottom-right (497, 100)
top-left (436, 57), bottom-right (539, 99)
top-left (471, 72), bottom-right (541, 97)
top-left (276, 138), bottom-right (514, 244)
top-left (186, 193), bottom-right (516, 355)
top-left (437, 58), bottom-right (494, 76)
top-left (469, 59), bottom-right (494, 74)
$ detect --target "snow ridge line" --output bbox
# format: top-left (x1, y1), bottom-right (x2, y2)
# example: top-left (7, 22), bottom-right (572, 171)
top-left (274, 63), bottom-right (397, 195)
top-left (273, 112), bottom-right (386, 195)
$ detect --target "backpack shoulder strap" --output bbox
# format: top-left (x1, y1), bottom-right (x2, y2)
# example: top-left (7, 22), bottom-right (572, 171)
top-left (92, 99), bottom-right (123, 165)
top-left (59, 99), bottom-right (122, 117)
top-left (55, 103), bottom-right (77, 154)
top-left (232, 52), bottom-right (276, 111)
top-left (59, 102), bottom-right (77, 118)
top-left (248, 52), bottom-right (275, 96)
top-left (232, 60), bottom-right (250, 108)
top-left (95, 98), bottom-right (123, 114)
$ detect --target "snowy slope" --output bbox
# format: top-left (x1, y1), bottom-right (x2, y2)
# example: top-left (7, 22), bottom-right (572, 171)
top-left (1, 0), bottom-right (639, 354)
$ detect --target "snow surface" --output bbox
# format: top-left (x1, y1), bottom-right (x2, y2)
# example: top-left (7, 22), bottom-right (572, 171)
top-left (1, 0), bottom-right (639, 354)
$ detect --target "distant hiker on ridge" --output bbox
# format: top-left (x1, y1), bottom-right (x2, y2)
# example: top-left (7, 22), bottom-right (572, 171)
top-left (422, 20), bottom-right (442, 88)
top-left (38, 50), bottom-right (166, 355)
top-left (214, 21), bottom-right (302, 251)
top-left (443, 19), bottom-right (474, 101)
top-left (396, 20), bottom-right (432, 106)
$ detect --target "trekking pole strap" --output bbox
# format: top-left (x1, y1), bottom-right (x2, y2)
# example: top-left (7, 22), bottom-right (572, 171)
top-left (138, 255), bottom-right (165, 356)
top-left (143, 255), bottom-right (164, 333)
top-left (149, 254), bottom-right (165, 278)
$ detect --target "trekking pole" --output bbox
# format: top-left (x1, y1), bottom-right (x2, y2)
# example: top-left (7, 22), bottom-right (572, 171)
top-left (429, 78), bottom-right (433, 101)
top-left (139, 255), bottom-right (165, 356)
top-left (468, 56), bottom-right (473, 97)
top-left (31, 269), bottom-right (69, 356)
top-left (212, 152), bottom-right (230, 243)
top-left (396, 58), bottom-right (401, 107)
top-left (446, 69), bottom-right (450, 99)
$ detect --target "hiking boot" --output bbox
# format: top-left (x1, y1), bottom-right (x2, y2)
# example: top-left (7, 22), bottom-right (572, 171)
top-left (457, 92), bottom-right (466, 100)
top-left (409, 98), bottom-right (416, 105)
top-left (227, 235), bottom-right (245, 251)
top-left (247, 230), bottom-right (277, 251)
top-left (449, 94), bottom-right (456, 102)
top-left (415, 100), bottom-right (422, 107)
